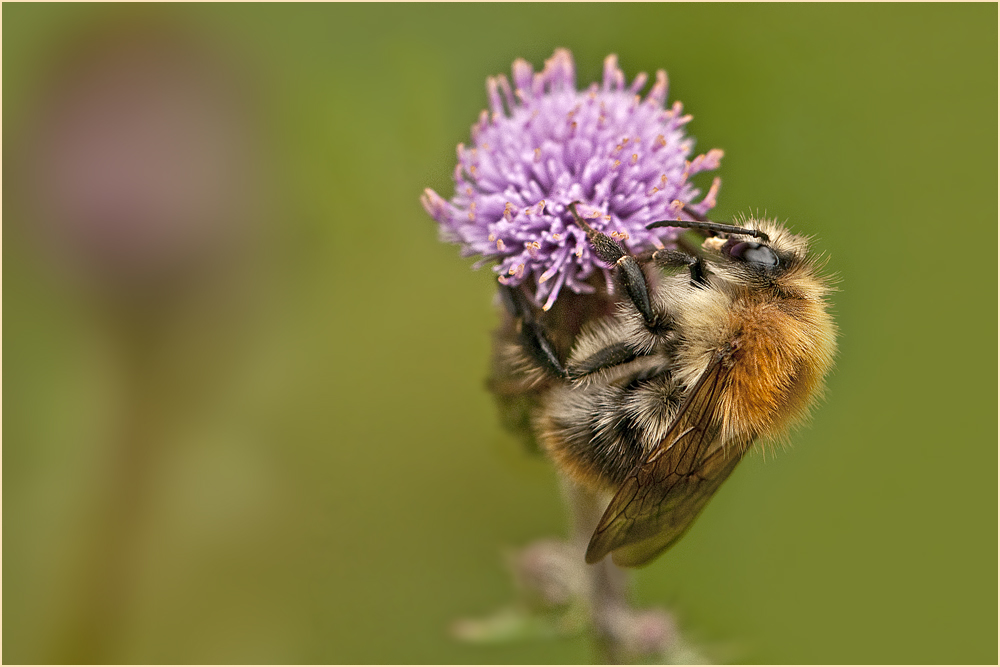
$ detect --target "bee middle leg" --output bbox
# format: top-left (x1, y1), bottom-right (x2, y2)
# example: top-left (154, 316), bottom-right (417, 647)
top-left (501, 283), bottom-right (655, 381)
top-left (567, 341), bottom-right (641, 379)
top-left (498, 284), bottom-right (569, 380)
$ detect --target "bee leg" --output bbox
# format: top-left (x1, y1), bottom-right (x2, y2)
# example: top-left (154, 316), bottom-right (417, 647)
top-left (568, 341), bottom-right (641, 379)
top-left (568, 203), bottom-right (666, 332)
top-left (653, 249), bottom-right (708, 288)
top-left (499, 284), bottom-right (569, 379)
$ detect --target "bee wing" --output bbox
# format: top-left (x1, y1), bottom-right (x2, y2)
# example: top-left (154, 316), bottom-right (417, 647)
top-left (585, 347), bottom-right (750, 567)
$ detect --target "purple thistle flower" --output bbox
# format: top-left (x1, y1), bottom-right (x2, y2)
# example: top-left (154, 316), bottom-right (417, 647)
top-left (422, 48), bottom-right (723, 310)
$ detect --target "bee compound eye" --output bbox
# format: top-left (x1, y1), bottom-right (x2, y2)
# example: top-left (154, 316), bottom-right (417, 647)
top-left (724, 240), bottom-right (779, 267)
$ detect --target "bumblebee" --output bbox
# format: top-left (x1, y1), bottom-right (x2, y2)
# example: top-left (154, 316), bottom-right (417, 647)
top-left (490, 203), bottom-right (837, 567)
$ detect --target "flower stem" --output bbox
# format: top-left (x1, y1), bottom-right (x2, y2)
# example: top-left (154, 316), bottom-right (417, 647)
top-left (561, 478), bottom-right (633, 664)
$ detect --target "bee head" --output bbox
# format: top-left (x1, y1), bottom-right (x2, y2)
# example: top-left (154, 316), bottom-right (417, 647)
top-left (664, 218), bottom-right (815, 293)
top-left (697, 218), bottom-right (820, 295)
top-left (646, 215), bottom-right (825, 295)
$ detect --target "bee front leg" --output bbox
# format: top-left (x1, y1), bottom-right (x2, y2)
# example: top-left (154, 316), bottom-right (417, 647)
top-left (568, 203), bottom-right (670, 334)
top-left (652, 249), bottom-right (708, 288)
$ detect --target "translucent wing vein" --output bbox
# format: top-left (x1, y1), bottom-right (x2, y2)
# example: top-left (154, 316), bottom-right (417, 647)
top-left (586, 346), bottom-right (750, 567)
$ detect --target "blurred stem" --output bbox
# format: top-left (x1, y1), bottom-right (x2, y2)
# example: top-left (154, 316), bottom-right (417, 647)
top-left (49, 298), bottom-right (171, 663)
top-left (561, 478), bottom-right (631, 665)
top-left (47, 252), bottom-right (247, 662)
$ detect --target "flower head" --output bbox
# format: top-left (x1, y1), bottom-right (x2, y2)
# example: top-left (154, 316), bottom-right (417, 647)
top-left (422, 49), bottom-right (722, 310)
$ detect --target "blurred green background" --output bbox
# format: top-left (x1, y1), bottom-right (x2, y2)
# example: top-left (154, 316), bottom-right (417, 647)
top-left (4, 3), bottom-right (996, 664)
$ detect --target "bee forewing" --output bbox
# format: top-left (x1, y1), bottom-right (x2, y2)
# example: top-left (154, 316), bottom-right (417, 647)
top-left (585, 346), bottom-right (750, 567)
top-left (606, 448), bottom-right (743, 566)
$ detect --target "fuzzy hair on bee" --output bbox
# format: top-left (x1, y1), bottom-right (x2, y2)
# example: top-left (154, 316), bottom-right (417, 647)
top-left (489, 205), bottom-right (837, 567)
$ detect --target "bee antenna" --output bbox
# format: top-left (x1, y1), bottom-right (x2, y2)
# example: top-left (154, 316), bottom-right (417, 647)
top-left (647, 218), bottom-right (770, 242)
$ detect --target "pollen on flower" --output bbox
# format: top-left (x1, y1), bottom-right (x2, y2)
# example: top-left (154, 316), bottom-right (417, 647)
top-left (421, 48), bottom-right (723, 310)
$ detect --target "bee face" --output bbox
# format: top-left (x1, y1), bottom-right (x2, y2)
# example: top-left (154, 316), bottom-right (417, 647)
top-left (490, 211), bottom-right (837, 567)
top-left (701, 222), bottom-right (829, 300)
